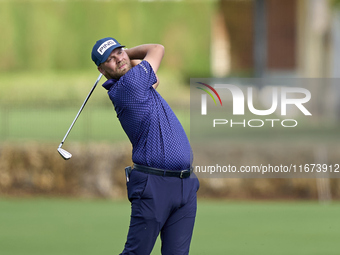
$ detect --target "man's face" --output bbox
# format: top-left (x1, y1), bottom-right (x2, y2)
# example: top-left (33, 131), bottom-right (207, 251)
top-left (98, 47), bottom-right (132, 80)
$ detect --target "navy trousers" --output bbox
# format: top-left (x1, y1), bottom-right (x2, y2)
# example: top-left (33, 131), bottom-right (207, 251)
top-left (120, 169), bottom-right (199, 255)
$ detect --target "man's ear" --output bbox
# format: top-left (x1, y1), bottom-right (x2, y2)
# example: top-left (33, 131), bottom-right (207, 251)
top-left (98, 66), bottom-right (105, 76)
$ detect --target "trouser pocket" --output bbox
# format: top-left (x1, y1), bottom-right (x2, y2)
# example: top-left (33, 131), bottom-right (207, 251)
top-left (126, 170), bottom-right (149, 202)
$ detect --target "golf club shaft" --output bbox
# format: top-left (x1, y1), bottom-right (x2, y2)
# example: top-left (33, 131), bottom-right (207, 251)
top-left (58, 73), bottom-right (103, 148)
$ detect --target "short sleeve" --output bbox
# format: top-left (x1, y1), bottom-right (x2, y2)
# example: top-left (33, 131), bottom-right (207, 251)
top-left (120, 60), bottom-right (157, 100)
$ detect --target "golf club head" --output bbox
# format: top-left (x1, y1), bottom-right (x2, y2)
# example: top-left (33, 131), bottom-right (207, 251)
top-left (57, 148), bottom-right (72, 160)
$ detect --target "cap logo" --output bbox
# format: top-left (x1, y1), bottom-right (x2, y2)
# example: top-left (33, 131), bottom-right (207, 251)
top-left (97, 39), bottom-right (116, 55)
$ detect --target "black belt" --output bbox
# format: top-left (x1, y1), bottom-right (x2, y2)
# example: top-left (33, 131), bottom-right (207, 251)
top-left (133, 163), bottom-right (193, 179)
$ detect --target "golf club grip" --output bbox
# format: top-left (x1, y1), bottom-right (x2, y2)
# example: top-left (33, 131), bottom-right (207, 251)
top-left (60, 73), bottom-right (103, 145)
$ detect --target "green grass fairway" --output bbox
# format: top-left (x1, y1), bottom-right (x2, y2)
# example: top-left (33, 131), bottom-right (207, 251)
top-left (0, 107), bottom-right (190, 143)
top-left (0, 198), bottom-right (339, 255)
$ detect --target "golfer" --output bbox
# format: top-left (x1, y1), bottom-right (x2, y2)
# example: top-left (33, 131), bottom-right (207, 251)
top-left (91, 37), bottom-right (199, 255)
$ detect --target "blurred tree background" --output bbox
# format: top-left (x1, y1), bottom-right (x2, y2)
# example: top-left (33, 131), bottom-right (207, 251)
top-left (0, 1), bottom-right (213, 108)
top-left (0, 1), bottom-right (212, 75)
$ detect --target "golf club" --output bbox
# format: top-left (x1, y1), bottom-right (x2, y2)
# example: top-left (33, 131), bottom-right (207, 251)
top-left (57, 73), bottom-right (103, 160)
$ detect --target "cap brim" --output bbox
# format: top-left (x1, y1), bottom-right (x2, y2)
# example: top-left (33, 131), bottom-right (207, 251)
top-left (99, 45), bottom-right (125, 65)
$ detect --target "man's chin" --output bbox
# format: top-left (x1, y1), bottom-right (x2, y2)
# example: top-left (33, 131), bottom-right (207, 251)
top-left (110, 69), bottom-right (129, 80)
top-left (121, 65), bottom-right (132, 75)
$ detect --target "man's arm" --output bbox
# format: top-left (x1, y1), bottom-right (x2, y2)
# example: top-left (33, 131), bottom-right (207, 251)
top-left (125, 44), bottom-right (164, 73)
top-left (127, 45), bottom-right (163, 89)
top-left (130, 59), bottom-right (142, 67)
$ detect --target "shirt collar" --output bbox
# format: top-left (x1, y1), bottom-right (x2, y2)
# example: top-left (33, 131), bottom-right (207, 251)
top-left (102, 78), bottom-right (118, 91)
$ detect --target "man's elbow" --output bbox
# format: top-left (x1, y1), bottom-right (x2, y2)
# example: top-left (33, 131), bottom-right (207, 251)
top-left (154, 44), bottom-right (165, 55)
top-left (154, 44), bottom-right (164, 50)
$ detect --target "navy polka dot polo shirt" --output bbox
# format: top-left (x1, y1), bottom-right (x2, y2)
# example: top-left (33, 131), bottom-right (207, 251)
top-left (102, 60), bottom-right (192, 170)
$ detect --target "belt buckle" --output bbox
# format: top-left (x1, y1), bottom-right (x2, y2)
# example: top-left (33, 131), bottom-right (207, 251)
top-left (180, 170), bottom-right (186, 179)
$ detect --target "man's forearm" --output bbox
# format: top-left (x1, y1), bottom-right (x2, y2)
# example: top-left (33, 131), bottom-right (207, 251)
top-left (124, 46), bottom-right (146, 60)
top-left (125, 44), bottom-right (162, 60)
top-left (125, 44), bottom-right (164, 73)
